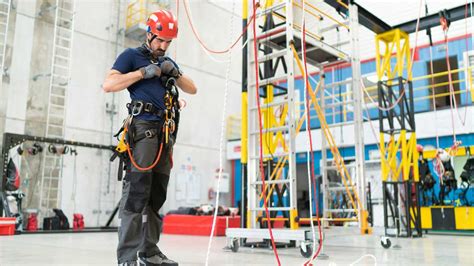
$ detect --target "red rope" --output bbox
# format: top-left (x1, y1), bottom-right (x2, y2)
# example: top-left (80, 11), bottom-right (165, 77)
top-left (441, 1), bottom-right (471, 146)
top-left (182, 0), bottom-right (256, 54)
top-left (251, 1), bottom-right (280, 265)
top-left (302, 19), bottom-right (323, 266)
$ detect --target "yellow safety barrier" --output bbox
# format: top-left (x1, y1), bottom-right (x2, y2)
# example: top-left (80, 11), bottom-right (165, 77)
top-left (126, 0), bottom-right (147, 31)
top-left (422, 146), bottom-right (474, 159)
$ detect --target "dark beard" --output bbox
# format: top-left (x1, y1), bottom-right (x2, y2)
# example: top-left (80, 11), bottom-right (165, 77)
top-left (152, 49), bottom-right (165, 57)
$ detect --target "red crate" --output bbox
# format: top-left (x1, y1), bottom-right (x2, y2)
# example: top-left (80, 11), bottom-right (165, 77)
top-left (0, 217), bottom-right (16, 235)
top-left (163, 215), bottom-right (240, 236)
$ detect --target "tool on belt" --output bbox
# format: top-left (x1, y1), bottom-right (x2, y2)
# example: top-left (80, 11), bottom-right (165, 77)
top-left (110, 78), bottom-right (180, 180)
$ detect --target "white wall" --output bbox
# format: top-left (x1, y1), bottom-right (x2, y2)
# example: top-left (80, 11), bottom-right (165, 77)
top-left (161, 0), bottom-right (243, 212)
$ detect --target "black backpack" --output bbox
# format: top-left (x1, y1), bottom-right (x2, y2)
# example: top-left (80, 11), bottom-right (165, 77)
top-left (419, 159), bottom-right (435, 190)
top-left (52, 209), bottom-right (70, 230)
top-left (461, 158), bottom-right (474, 183)
top-left (43, 216), bottom-right (61, 230)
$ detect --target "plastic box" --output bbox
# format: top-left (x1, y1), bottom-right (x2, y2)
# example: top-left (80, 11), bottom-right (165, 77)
top-left (0, 217), bottom-right (16, 235)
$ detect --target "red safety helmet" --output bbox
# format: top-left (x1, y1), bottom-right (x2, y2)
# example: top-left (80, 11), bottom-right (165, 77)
top-left (146, 10), bottom-right (178, 39)
top-left (416, 144), bottom-right (424, 153)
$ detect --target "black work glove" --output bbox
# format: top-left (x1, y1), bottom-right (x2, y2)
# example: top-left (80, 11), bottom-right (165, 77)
top-left (160, 60), bottom-right (181, 79)
top-left (139, 64), bottom-right (161, 79)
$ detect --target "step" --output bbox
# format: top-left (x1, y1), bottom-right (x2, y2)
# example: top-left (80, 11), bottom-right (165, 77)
top-left (251, 24), bottom-right (287, 42)
top-left (49, 103), bottom-right (65, 109)
top-left (55, 45), bottom-right (71, 52)
top-left (57, 17), bottom-right (72, 24)
top-left (251, 179), bottom-right (292, 185)
top-left (250, 126), bottom-right (289, 135)
top-left (249, 98), bottom-right (289, 110)
top-left (52, 73), bottom-right (69, 79)
top-left (324, 164), bottom-right (355, 170)
top-left (250, 74), bottom-right (288, 87)
top-left (53, 64), bottom-right (69, 70)
top-left (324, 79), bottom-right (352, 88)
top-left (251, 49), bottom-right (287, 63)
top-left (48, 124), bottom-right (64, 129)
top-left (56, 35), bottom-right (71, 43)
top-left (57, 7), bottom-right (74, 15)
top-left (326, 121), bottom-right (355, 128)
top-left (50, 93), bottom-right (65, 98)
top-left (250, 207), bottom-right (292, 211)
top-left (54, 54), bottom-right (70, 61)
top-left (325, 208), bottom-right (356, 213)
top-left (57, 25), bottom-right (73, 33)
top-left (327, 187), bottom-right (355, 192)
top-left (250, 152), bottom-right (288, 160)
top-left (48, 113), bottom-right (65, 119)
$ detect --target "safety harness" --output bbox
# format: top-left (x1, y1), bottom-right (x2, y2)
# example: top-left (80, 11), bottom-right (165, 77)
top-left (110, 44), bottom-right (181, 180)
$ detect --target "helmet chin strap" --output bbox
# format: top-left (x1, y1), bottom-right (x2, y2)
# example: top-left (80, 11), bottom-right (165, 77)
top-left (144, 35), bottom-right (161, 62)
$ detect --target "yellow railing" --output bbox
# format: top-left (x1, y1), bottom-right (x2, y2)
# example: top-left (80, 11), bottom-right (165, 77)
top-left (126, 0), bottom-right (147, 30)
top-left (318, 66), bottom-right (474, 122)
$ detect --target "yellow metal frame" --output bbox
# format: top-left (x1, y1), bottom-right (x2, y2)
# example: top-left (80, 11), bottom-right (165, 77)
top-left (251, 0), bottom-right (372, 231)
top-left (422, 145), bottom-right (474, 159)
top-left (375, 29), bottom-right (419, 182)
top-left (291, 43), bottom-right (363, 218)
top-left (375, 29), bottom-right (412, 80)
top-left (126, 0), bottom-right (147, 31)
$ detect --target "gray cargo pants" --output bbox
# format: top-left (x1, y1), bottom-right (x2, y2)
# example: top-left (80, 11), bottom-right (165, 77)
top-left (117, 119), bottom-right (174, 263)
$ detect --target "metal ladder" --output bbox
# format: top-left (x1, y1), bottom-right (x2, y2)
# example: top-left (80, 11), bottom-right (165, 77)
top-left (246, 1), bottom-right (298, 230)
top-left (39, 0), bottom-right (76, 212)
top-left (315, 4), bottom-right (367, 228)
top-left (0, 0), bottom-right (10, 82)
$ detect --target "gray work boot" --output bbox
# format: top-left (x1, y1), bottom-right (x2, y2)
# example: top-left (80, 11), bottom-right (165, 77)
top-left (118, 261), bottom-right (138, 266)
top-left (137, 251), bottom-right (178, 266)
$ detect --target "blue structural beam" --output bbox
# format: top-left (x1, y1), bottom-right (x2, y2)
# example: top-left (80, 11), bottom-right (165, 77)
top-left (324, 1), bottom-right (472, 34)
top-left (394, 4), bottom-right (473, 34)
top-left (323, 0), bottom-right (391, 34)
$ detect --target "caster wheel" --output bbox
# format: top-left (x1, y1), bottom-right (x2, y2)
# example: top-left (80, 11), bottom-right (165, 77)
top-left (231, 238), bottom-right (239, 253)
top-left (300, 243), bottom-right (312, 258)
top-left (381, 238), bottom-right (391, 249)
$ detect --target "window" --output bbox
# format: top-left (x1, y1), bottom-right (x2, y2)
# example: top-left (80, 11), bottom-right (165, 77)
top-left (427, 56), bottom-right (460, 110)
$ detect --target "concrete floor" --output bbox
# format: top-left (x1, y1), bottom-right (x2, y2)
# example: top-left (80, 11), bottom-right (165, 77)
top-left (0, 227), bottom-right (472, 265)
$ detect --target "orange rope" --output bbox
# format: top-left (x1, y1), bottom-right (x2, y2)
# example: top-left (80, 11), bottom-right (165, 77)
top-left (125, 127), bottom-right (165, 171)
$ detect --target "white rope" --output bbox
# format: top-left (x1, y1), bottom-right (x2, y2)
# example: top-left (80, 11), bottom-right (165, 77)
top-left (301, 0), bottom-right (318, 261)
top-left (349, 254), bottom-right (377, 266)
top-left (71, 152), bottom-right (78, 213)
top-left (204, 1), bottom-right (235, 265)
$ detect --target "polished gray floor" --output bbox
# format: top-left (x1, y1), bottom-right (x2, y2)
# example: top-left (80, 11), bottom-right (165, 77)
top-left (0, 227), bottom-right (472, 265)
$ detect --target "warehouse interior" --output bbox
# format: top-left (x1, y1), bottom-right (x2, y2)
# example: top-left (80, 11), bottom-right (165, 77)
top-left (0, 0), bottom-right (473, 265)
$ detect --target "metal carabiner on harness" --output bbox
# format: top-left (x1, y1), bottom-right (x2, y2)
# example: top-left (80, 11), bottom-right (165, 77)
top-left (131, 101), bottom-right (143, 116)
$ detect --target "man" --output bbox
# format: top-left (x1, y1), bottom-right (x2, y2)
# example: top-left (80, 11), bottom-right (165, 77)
top-left (103, 10), bottom-right (197, 266)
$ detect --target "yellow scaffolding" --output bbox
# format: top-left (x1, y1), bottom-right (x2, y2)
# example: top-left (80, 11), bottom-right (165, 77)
top-left (375, 29), bottom-right (419, 182)
top-left (126, 0), bottom-right (147, 31)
